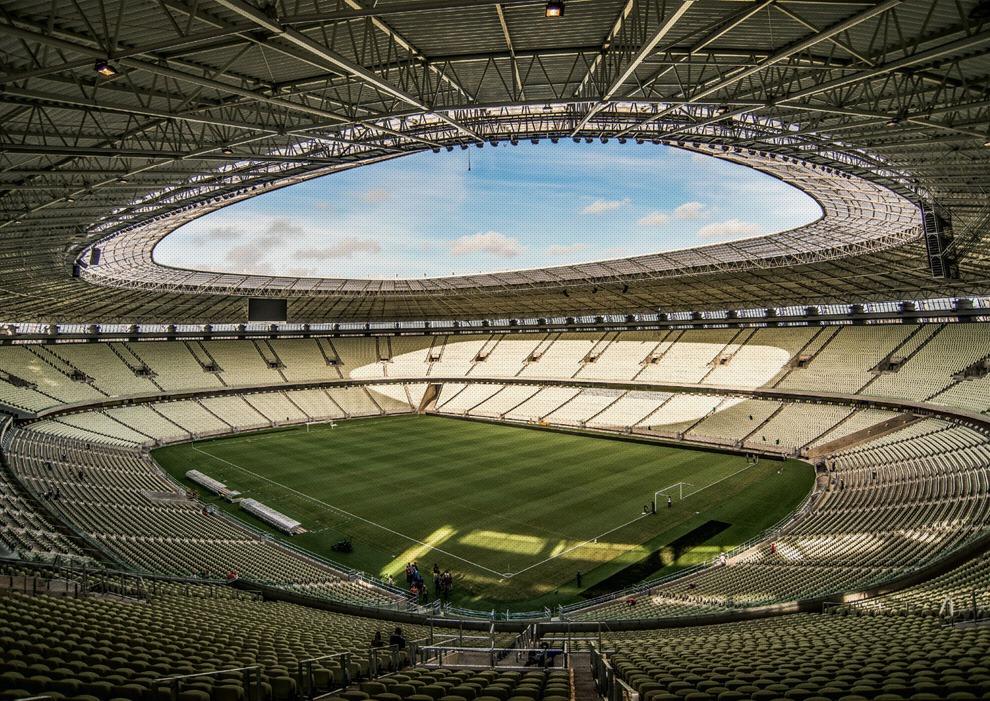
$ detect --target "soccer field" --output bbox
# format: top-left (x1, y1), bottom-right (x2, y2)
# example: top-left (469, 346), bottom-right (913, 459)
top-left (153, 414), bottom-right (813, 608)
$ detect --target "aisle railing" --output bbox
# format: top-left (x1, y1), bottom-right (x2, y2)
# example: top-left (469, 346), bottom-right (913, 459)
top-left (591, 644), bottom-right (638, 701)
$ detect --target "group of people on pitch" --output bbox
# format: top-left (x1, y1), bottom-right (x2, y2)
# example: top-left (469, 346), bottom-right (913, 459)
top-left (404, 562), bottom-right (455, 603)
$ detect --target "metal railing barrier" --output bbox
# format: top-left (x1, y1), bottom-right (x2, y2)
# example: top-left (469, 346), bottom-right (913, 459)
top-left (156, 665), bottom-right (262, 701)
top-left (591, 644), bottom-right (639, 701)
top-left (297, 652), bottom-right (351, 701)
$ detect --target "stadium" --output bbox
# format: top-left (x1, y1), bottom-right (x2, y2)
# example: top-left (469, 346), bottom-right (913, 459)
top-left (1, 0), bottom-right (990, 700)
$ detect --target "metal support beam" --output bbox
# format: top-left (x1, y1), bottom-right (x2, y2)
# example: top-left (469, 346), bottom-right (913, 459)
top-left (0, 143), bottom-right (345, 164)
top-left (495, 4), bottom-right (525, 101)
top-left (210, 0), bottom-right (483, 142)
top-left (0, 20), bottom-right (352, 125)
top-left (614, 0), bottom-right (904, 134)
top-left (571, 0), bottom-right (695, 135)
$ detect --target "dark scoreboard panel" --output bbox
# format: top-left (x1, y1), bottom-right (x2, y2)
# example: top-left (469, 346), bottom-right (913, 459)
top-left (248, 298), bottom-right (288, 322)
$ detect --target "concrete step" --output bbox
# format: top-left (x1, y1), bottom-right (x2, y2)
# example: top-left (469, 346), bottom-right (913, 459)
top-left (570, 652), bottom-right (599, 701)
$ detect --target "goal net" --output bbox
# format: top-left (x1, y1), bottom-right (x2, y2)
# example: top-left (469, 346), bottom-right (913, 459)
top-left (653, 481), bottom-right (693, 512)
top-left (305, 419), bottom-right (337, 432)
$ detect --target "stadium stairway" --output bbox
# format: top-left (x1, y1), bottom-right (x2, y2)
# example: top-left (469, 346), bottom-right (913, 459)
top-left (570, 655), bottom-right (597, 701)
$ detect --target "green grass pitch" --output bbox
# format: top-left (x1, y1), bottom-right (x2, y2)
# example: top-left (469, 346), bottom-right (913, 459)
top-left (153, 414), bottom-right (814, 609)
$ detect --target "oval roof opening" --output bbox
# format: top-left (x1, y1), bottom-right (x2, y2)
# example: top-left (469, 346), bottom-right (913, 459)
top-left (155, 142), bottom-right (821, 280)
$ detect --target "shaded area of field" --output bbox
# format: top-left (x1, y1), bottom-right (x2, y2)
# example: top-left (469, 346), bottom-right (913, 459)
top-left (153, 415), bottom-right (813, 608)
top-left (582, 520), bottom-right (732, 597)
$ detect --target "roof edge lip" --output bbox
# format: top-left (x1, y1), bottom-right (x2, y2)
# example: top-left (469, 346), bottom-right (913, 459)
top-left (78, 137), bottom-right (922, 299)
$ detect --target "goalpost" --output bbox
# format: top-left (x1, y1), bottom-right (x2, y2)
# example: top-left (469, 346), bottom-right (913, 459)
top-left (653, 482), bottom-right (693, 512)
top-left (305, 419), bottom-right (337, 432)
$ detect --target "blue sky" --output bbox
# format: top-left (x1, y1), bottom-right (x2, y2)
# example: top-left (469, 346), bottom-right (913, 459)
top-left (154, 142), bottom-right (822, 279)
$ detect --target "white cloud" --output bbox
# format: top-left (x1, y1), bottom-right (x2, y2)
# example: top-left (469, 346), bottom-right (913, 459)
top-left (358, 187), bottom-right (391, 204)
top-left (696, 219), bottom-right (763, 240)
top-left (450, 231), bottom-right (525, 258)
top-left (207, 226), bottom-right (244, 241)
top-left (582, 197), bottom-right (630, 215)
top-left (256, 221), bottom-right (296, 248)
top-left (673, 201), bottom-right (707, 220)
top-left (293, 237), bottom-right (382, 260)
top-left (637, 211), bottom-right (670, 227)
top-left (546, 243), bottom-right (588, 257)
top-left (225, 244), bottom-right (267, 267)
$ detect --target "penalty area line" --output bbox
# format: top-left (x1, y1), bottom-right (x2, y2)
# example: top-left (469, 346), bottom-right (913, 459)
top-left (682, 460), bottom-right (761, 499)
top-left (502, 459), bottom-right (763, 579)
top-left (503, 512), bottom-right (653, 579)
top-left (188, 444), bottom-right (507, 578)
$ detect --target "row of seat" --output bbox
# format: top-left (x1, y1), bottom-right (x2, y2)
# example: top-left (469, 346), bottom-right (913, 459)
top-left (590, 611), bottom-right (990, 701)
top-left (25, 385), bottom-right (411, 447)
top-left (0, 564), bottom-right (477, 701)
top-left (570, 418), bottom-right (990, 620)
top-left (336, 666), bottom-right (569, 701)
top-left (5, 431), bottom-right (402, 608)
top-left (3, 324), bottom-right (989, 416)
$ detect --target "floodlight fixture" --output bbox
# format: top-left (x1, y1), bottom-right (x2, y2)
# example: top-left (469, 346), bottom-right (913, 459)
top-left (95, 60), bottom-right (118, 77)
top-left (545, 0), bottom-right (564, 18)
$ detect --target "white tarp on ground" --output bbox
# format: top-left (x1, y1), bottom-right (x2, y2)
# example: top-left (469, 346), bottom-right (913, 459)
top-left (239, 498), bottom-right (303, 534)
top-left (186, 469), bottom-right (239, 498)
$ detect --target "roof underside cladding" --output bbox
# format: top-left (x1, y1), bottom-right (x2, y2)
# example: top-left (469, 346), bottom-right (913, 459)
top-left (0, 0), bottom-right (988, 323)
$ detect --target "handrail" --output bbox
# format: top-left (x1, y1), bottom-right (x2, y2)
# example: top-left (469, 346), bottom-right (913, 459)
top-left (836, 587), bottom-right (990, 622)
top-left (297, 652), bottom-right (351, 700)
top-left (590, 644), bottom-right (639, 701)
top-left (417, 644), bottom-right (568, 670)
top-left (0, 554), bottom-right (259, 598)
top-left (155, 665), bottom-right (262, 701)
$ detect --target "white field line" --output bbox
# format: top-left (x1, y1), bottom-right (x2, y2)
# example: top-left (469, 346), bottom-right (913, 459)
top-left (189, 444), bottom-right (507, 578)
top-left (505, 460), bottom-right (762, 578)
top-left (504, 512), bottom-right (652, 579)
top-left (191, 443), bottom-right (762, 580)
top-left (682, 461), bottom-right (759, 499)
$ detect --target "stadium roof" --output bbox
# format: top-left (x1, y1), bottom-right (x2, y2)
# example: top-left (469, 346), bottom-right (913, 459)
top-left (1, 0), bottom-right (989, 323)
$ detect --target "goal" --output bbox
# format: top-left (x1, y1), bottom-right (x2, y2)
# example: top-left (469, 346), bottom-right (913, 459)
top-left (305, 419), bottom-right (337, 432)
top-left (653, 481), bottom-right (693, 511)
